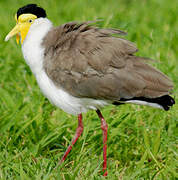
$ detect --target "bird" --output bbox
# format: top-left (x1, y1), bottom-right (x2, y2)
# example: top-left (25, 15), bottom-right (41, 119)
top-left (5, 4), bottom-right (175, 176)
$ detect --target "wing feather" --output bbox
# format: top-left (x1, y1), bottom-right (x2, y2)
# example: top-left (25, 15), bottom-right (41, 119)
top-left (42, 21), bottom-right (173, 100)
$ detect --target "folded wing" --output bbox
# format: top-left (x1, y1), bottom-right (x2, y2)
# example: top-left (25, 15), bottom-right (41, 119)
top-left (42, 21), bottom-right (173, 102)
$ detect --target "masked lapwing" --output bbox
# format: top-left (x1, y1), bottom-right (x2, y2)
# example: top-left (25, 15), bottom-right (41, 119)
top-left (5, 4), bottom-right (175, 176)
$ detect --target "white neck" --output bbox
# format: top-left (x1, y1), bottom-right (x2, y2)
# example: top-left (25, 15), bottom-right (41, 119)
top-left (22, 18), bottom-right (53, 75)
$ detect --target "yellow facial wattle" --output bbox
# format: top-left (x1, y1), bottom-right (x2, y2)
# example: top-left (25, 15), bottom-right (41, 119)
top-left (5, 13), bottom-right (37, 44)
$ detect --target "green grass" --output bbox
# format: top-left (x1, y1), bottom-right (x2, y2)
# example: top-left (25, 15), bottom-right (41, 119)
top-left (0, 0), bottom-right (177, 179)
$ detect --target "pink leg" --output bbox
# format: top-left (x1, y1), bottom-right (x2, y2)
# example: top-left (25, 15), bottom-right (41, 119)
top-left (96, 109), bottom-right (108, 176)
top-left (60, 114), bottom-right (83, 162)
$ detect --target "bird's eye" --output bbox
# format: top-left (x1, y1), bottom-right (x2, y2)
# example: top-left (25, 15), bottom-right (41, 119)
top-left (29, 19), bottom-right (33, 23)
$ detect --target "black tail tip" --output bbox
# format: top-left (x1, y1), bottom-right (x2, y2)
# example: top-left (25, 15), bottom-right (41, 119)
top-left (113, 95), bottom-right (175, 111)
top-left (162, 95), bottom-right (175, 111)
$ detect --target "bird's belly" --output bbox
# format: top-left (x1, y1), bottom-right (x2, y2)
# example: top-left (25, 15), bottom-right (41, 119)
top-left (35, 71), bottom-right (109, 115)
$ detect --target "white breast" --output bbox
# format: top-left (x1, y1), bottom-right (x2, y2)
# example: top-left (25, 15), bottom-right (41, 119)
top-left (22, 18), bottom-right (109, 115)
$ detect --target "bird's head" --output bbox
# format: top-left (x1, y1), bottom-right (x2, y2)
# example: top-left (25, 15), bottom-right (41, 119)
top-left (5, 4), bottom-right (46, 44)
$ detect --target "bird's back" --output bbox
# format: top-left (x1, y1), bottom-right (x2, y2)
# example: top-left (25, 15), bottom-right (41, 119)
top-left (42, 21), bottom-right (174, 110)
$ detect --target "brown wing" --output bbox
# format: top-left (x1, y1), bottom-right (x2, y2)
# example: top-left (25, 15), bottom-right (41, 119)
top-left (42, 21), bottom-right (173, 101)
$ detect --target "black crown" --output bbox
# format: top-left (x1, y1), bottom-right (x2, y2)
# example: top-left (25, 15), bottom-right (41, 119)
top-left (17, 4), bottom-right (46, 19)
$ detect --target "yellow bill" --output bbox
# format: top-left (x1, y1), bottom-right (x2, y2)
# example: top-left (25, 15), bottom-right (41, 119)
top-left (5, 14), bottom-right (37, 44)
top-left (5, 23), bottom-right (21, 44)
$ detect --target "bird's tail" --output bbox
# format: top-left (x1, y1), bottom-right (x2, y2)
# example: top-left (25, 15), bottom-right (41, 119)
top-left (113, 95), bottom-right (175, 111)
top-left (113, 56), bottom-right (175, 110)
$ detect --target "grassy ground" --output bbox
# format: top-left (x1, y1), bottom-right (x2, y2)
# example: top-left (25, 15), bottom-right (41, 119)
top-left (0, 0), bottom-right (177, 179)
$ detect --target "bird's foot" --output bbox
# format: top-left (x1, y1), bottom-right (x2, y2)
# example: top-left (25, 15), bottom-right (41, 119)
top-left (103, 170), bottom-right (108, 176)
